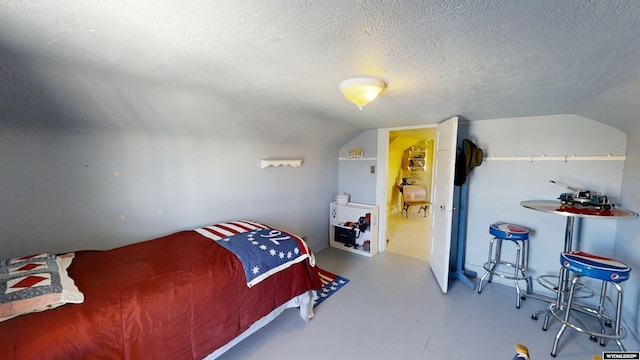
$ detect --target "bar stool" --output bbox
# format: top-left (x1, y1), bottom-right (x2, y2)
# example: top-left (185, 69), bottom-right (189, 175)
top-left (547, 251), bottom-right (631, 357)
top-left (478, 222), bottom-right (532, 308)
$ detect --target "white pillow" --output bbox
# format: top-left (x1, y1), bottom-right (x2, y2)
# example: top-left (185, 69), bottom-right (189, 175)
top-left (0, 253), bottom-right (84, 322)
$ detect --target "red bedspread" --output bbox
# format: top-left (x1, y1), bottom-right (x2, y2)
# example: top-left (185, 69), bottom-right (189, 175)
top-left (0, 229), bottom-right (322, 359)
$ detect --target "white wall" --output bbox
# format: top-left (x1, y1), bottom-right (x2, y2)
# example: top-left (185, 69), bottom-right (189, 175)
top-left (0, 56), bottom-right (364, 258)
top-left (615, 121), bottom-right (640, 349)
top-left (338, 129), bottom-right (378, 205)
top-left (0, 127), bottom-right (338, 258)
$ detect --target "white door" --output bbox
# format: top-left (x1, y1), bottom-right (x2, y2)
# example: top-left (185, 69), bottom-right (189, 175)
top-left (429, 116), bottom-right (458, 293)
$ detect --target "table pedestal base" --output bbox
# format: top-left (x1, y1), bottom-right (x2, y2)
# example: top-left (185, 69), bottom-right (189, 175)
top-left (449, 269), bottom-right (477, 289)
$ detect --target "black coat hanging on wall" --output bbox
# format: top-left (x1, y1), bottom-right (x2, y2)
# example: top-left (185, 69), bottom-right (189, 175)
top-left (454, 139), bottom-right (483, 186)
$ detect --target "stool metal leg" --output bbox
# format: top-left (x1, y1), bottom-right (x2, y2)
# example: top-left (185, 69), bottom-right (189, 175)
top-left (543, 267), bottom-right (565, 331)
top-left (514, 239), bottom-right (532, 304)
top-left (478, 237), bottom-right (498, 294)
top-left (490, 237), bottom-right (502, 283)
top-left (551, 276), bottom-right (580, 357)
top-left (514, 241), bottom-right (522, 308)
top-left (613, 282), bottom-right (626, 352)
top-left (596, 281), bottom-right (608, 347)
top-left (521, 240), bottom-right (533, 296)
top-left (589, 281), bottom-right (626, 350)
top-left (551, 322), bottom-right (568, 358)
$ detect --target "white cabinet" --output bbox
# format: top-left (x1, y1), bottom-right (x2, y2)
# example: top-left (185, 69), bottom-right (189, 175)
top-left (329, 202), bottom-right (378, 257)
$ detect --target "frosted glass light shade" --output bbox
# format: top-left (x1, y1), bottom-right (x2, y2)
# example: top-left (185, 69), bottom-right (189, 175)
top-left (339, 77), bottom-right (386, 110)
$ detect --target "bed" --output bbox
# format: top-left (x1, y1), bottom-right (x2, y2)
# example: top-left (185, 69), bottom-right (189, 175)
top-left (0, 220), bottom-right (323, 359)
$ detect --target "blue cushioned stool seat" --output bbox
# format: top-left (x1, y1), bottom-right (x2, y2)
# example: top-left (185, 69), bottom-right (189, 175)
top-left (489, 222), bottom-right (529, 241)
top-left (561, 251), bottom-right (630, 283)
top-left (478, 222), bottom-right (532, 308)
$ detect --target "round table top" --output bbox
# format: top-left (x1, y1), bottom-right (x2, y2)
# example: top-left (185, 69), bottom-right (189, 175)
top-left (521, 200), bottom-right (638, 219)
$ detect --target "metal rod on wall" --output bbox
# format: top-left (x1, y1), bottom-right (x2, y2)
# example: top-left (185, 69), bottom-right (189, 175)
top-left (483, 155), bottom-right (625, 162)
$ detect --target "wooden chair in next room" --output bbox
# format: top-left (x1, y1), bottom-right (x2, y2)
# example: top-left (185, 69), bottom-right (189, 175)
top-left (401, 185), bottom-right (430, 218)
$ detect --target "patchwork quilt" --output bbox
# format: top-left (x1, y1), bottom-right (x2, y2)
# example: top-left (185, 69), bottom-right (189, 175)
top-left (0, 253), bottom-right (84, 321)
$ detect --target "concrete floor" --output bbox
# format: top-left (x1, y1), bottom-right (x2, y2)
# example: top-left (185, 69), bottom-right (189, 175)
top-left (217, 247), bottom-right (636, 359)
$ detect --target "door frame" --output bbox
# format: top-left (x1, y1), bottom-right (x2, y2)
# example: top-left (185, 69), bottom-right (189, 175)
top-left (375, 123), bottom-right (438, 253)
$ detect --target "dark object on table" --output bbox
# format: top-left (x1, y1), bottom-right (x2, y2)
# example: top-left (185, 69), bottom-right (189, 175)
top-left (551, 180), bottom-right (614, 210)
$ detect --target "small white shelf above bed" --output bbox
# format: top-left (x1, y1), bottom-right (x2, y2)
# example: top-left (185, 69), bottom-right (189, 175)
top-left (338, 157), bottom-right (377, 161)
top-left (260, 159), bottom-right (303, 169)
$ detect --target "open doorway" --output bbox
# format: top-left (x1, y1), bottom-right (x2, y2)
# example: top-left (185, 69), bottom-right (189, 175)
top-left (377, 126), bottom-right (436, 262)
top-left (376, 117), bottom-right (459, 293)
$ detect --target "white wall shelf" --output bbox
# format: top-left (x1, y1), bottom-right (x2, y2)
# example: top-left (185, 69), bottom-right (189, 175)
top-left (483, 154), bottom-right (625, 162)
top-left (338, 157), bottom-right (377, 161)
top-left (260, 159), bottom-right (302, 169)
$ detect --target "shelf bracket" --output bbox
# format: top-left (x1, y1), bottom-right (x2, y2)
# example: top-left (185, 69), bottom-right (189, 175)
top-left (260, 159), bottom-right (303, 169)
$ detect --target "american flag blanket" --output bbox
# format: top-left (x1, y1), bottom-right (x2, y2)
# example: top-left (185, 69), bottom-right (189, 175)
top-left (194, 221), bottom-right (315, 287)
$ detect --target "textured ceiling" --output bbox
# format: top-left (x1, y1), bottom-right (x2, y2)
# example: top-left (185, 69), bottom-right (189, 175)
top-left (2, 1), bottom-right (640, 139)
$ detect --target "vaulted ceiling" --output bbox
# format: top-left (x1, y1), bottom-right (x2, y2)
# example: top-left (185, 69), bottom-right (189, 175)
top-left (2, 1), bottom-right (640, 141)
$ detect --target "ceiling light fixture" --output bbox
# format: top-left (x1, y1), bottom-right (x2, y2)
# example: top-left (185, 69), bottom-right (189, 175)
top-left (339, 77), bottom-right (386, 110)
